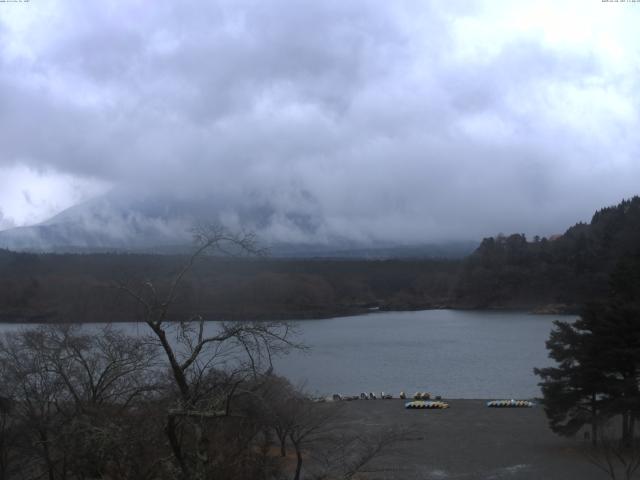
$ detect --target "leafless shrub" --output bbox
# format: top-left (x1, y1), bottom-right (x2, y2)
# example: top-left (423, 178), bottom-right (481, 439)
top-left (0, 324), bottom-right (161, 480)
top-left (311, 427), bottom-right (408, 480)
top-left (118, 225), bottom-right (300, 479)
top-left (584, 421), bottom-right (640, 480)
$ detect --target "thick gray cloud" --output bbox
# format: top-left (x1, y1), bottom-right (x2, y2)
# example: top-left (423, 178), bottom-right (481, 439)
top-left (0, 0), bottom-right (639, 243)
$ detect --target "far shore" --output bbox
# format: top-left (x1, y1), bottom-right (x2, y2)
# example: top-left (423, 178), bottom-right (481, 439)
top-left (0, 303), bottom-right (579, 324)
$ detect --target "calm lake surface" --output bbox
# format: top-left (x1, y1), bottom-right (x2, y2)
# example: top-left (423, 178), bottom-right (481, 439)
top-left (0, 310), bottom-right (570, 399)
top-left (274, 309), bottom-right (566, 399)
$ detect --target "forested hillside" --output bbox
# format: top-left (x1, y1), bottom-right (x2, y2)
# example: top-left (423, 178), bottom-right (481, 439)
top-left (1, 196), bottom-right (639, 322)
top-left (454, 196), bottom-right (640, 310)
top-left (0, 252), bottom-right (459, 322)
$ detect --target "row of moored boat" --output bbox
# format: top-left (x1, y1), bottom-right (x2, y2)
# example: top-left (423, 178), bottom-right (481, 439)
top-left (405, 401), bottom-right (449, 409)
top-left (486, 399), bottom-right (534, 408)
top-left (405, 399), bottom-right (535, 410)
top-left (328, 393), bottom-right (534, 409)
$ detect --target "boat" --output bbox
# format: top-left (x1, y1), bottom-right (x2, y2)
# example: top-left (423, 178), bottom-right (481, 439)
top-left (486, 399), bottom-right (534, 408)
top-left (405, 400), bottom-right (449, 409)
top-left (413, 392), bottom-right (432, 400)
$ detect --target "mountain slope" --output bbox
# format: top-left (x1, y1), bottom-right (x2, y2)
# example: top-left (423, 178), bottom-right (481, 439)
top-left (0, 189), bottom-right (477, 258)
top-left (0, 187), bottom-right (323, 251)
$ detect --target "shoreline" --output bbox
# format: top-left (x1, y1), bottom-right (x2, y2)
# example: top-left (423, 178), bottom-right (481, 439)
top-left (327, 399), bottom-right (601, 479)
top-left (0, 304), bottom-right (578, 324)
top-left (325, 396), bottom-right (543, 402)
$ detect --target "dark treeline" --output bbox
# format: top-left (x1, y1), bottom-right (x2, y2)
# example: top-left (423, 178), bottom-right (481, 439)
top-left (0, 252), bottom-right (460, 323)
top-left (454, 196), bottom-right (640, 311)
top-left (1, 196), bottom-right (640, 322)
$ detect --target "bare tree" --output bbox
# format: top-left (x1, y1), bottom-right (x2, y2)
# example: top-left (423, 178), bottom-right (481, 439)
top-left (0, 327), bottom-right (73, 480)
top-left (0, 325), bottom-right (160, 480)
top-left (584, 420), bottom-right (640, 480)
top-left (118, 225), bottom-right (299, 480)
top-left (0, 393), bottom-right (16, 480)
top-left (284, 397), bottom-right (342, 480)
top-left (37, 324), bottom-right (159, 409)
top-left (267, 389), bottom-right (403, 480)
top-left (312, 428), bottom-right (407, 480)
top-left (257, 374), bottom-right (299, 458)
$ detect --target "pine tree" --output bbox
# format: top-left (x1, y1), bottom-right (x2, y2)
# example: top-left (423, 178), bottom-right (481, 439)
top-left (535, 254), bottom-right (640, 445)
top-left (534, 313), bottom-right (610, 445)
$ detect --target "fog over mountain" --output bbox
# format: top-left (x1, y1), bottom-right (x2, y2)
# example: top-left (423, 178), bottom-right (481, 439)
top-left (0, 186), bottom-right (324, 250)
top-left (0, 187), bottom-right (478, 257)
top-left (1, 1), bottom-right (639, 249)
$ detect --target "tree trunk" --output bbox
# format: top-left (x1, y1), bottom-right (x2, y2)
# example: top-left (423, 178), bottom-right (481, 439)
top-left (280, 436), bottom-right (287, 457)
top-left (152, 325), bottom-right (191, 399)
top-left (194, 422), bottom-right (209, 480)
top-left (591, 393), bottom-right (598, 447)
top-left (165, 415), bottom-right (189, 479)
top-left (622, 412), bottom-right (631, 447)
top-left (293, 444), bottom-right (303, 480)
top-left (39, 429), bottom-right (55, 480)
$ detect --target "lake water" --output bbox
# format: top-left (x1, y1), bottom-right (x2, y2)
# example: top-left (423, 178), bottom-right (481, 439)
top-left (0, 310), bottom-right (569, 399)
top-left (274, 309), bottom-right (566, 399)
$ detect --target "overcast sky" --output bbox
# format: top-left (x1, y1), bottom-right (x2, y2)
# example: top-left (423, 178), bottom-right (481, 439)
top-left (0, 0), bottom-right (639, 243)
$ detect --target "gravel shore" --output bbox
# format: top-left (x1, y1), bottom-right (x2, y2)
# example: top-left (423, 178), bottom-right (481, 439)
top-left (329, 399), bottom-right (604, 480)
